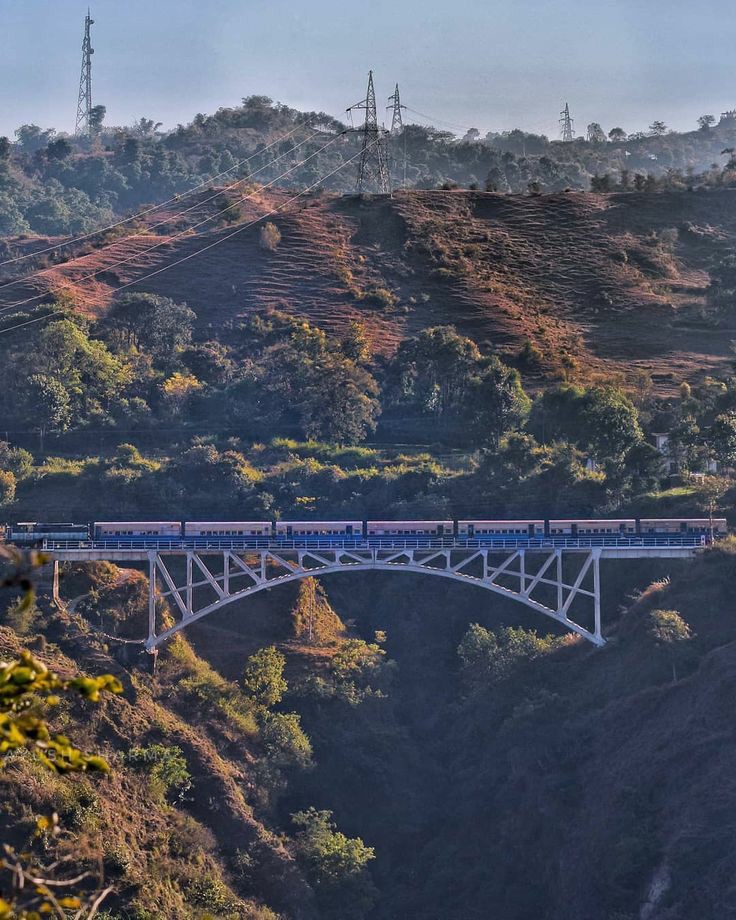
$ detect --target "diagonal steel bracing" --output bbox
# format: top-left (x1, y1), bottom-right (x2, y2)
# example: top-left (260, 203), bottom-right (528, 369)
top-left (144, 547), bottom-right (604, 651)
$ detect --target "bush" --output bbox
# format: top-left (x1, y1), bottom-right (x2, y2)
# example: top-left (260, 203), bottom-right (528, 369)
top-left (243, 646), bottom-right (287, 708)
top-left (259, 221), bottom-right (281, 251)
top-left (291, 807), bottom-right (377, 920)
top-left (261, 711), bottom-right (313, 769)
top-left (125, 744), bottom-right (191, 800)
top-left (458, 623), bottom-right (557, 693)
top-left (0, 469), bottom-right (16, 505)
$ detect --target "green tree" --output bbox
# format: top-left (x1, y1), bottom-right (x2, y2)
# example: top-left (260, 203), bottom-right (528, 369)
top-left (469, 357), bottom-right (530, 447)
top-left (104, 293), bottom-right (196, 356)
top-left (340, 321), bottom-right (372, 365)
top-left (391, 325), bottom-right (481, 417)
top-left (291, 808), bottom-right (377, 920)
top-left (0, 443), bottom-right (33, 481)
top-left (24, 375), bottom-right (71, 451)
top-left (89, 105), bottom-right (107, 136)
top-left (647, 609), bottom-right (693, 681)
top-left (710, 412), bottom-right (736, 466)
top-left (457, 623), bottom-right (555, 693)
top-left (261, 712), bottom-right (313, 769)
top-left (0, 471), bottom-right (16, 507)
top-left (528, 384), bottom-right (641, 469)
top-left (243, 646), bottom-right (287, 709)
top-left (649, 121), bottom-right (668, 137)
top-left (298, 353), bottom-right (381, 444)
top-left (125, 744), bottom-right (191, 801)
top-left (697, 114), bottom-right (716, 131)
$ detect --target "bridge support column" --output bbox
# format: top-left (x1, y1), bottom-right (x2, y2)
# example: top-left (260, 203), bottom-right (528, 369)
top-left (147, 551), bottom-right (157, 648)
top-left (52, 560), bottom-right (60, 606)
top-left (593, 548), bottom-right (602, 642)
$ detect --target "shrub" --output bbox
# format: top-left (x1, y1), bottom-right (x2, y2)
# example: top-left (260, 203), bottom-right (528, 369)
top-left (259, 221), bottom-right (282, 251)
top-left (4, 594), bottom-right (39, 636)
top-left (364, 286), bottom-right (396, 307)
top-left (291, 807), bottom-right (377, 920)
top-left (243, 646), bottom-right (287, 708)
top-left (261, 711), bottom-right (313, 769)
top-left (0, 469), bottom-right (16, 505)
top-left (125, 744), bottom-right (191, 800)
top-left (458, 624), bottom-right (557, 693)
top-left (187, 873), bottom-right (241, 913)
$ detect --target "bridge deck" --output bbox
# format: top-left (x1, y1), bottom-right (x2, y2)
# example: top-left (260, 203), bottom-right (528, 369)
top-left (42, 535), bottom-right (704, 562)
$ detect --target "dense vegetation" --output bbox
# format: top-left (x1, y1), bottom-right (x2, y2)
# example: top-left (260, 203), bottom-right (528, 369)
top-left (2, 97), bottom-right (736, 238)
top-left (1, 295), bottom-right (735, 526)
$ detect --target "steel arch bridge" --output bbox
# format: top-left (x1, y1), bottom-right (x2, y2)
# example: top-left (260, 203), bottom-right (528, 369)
top-left (43, 542), bottom-right (699, 651)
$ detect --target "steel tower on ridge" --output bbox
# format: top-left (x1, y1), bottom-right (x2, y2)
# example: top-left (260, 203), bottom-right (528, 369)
top-left (75, 9), bottom-right (95, 138)
top-left (560, 102), bottom-right (575, 142)
top-left (347, 71), bottom-right (390, 194)
top-left (387, 83), bottom-right (406, 134)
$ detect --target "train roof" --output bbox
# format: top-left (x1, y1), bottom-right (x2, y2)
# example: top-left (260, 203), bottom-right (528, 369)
top-left (458, 519), bottom-right (544, 525)
top-left (639, 517), bottom-right (725, 523)
top-left (94, 521), bottom-right (180, 527)
top-left (367, 520), bottom-right (453, 525)
top-left (276, 520), bottom-right (362, 526)
top-left (185, 521), bottom-right (271, 527)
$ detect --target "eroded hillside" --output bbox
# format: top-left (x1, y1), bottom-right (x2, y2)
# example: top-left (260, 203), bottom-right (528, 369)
top-left (4, 189), bottom-right (736, 393)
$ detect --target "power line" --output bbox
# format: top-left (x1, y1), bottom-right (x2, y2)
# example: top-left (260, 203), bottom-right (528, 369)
top-left (0, 141), bottom-right (374, 339)
top-left (347, 71), bottom-right (390, 194)
top-left (75, 9), bottom-right (95, 139)
top-left (0, 126), bottom-right (323, 295)
top-left (0, 132), bottom-right (349, 315)
top-left (403, 106), bottom-right (477, 134)
top-left (0, 124), bottom-right (310, 269)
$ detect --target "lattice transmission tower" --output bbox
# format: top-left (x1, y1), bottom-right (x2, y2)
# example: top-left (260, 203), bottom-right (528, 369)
top-left (387, 83), bottom-right (406, 134)
top-left (347, 71), bottom-right (390, 194)
top-left (560, 102), bottom-right (574, 143)
top-left (75, 9), bottom-right (95, 138)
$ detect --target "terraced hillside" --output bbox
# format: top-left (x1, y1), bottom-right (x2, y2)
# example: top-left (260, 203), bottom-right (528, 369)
top-left (3, 188), bottom-right (736, 392)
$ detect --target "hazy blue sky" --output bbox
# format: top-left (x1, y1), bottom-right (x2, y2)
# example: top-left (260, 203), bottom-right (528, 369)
top-left (1, 0), bottom-right (734, 139)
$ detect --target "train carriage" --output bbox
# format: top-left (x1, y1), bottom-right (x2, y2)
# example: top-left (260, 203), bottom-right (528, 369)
top-left (458, 520), bottom-right (544, 537)
top-left (94, 522), bottom-right (181, 538)
top-left (275, 521), bottom-right (362, 538)
top-left (549, 519), bottom-right (637, 536)
top-left (184, 522), bottom-right (272, 537)
top-left (367, 521), bottom-right (453, 536)
top-left (639, 518), bottom-right (727, 536)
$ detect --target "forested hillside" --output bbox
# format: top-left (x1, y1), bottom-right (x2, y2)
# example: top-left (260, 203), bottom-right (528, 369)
top-left (2, 95), bottom-right (736, 238)
top-left (3, 90), bottom-right (736, 920)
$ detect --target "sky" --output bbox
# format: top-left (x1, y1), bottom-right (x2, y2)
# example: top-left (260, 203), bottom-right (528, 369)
top-left (1, 0), bottom-right (734, 140)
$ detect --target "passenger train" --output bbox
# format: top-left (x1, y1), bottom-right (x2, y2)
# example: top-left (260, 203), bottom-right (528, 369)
top-left (2, 517), bottom-right (729, 546)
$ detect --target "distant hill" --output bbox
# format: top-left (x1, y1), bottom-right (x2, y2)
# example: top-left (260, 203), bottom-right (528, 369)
top-left (3, 95), bottom-right (736, 241)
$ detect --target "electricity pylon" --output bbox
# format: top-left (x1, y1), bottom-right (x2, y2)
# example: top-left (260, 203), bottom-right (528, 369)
top-left (75, 9), bottom-right (95, 138)
top-left (347, 71), bottom-right (390, 194)
top-left (387, 84), bottom-right (406, 134)
top-left (560, 102), bottom-right (574, 143)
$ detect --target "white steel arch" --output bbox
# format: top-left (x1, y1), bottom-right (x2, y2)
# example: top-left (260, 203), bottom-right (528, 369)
top-left (143, 547), bottom-right (605, 651)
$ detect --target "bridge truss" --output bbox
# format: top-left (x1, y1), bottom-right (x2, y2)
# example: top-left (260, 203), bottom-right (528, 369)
top-left (140, 546), bottom-right (606, 651)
